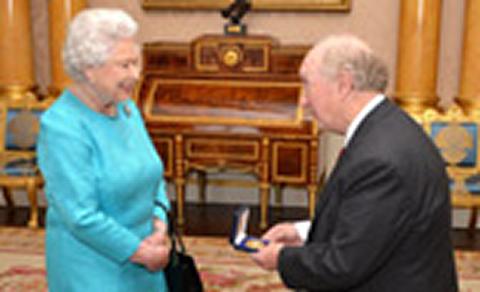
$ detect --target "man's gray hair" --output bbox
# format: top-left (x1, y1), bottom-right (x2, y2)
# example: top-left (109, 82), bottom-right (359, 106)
top-left (63, 8), bottom-right (138, 82)
top-left (313, 34), bottom-right (389, 92)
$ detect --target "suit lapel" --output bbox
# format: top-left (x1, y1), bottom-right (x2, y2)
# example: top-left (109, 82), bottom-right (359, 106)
top-left (308, 99), bottom-right (396, 241)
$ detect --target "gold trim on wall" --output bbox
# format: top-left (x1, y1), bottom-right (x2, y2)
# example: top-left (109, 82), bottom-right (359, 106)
top-left (142, 0), bottom-right (351, 12)
top-left (0, 85), bottom-right (37, 102)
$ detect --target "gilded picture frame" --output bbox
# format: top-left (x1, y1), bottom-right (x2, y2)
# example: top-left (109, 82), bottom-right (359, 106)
top-left (142, 0), bottom-right (351, 12)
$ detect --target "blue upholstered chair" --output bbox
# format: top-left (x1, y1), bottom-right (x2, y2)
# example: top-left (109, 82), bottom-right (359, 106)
top-left (422, 105), bottom-right (480, 235)
top-left (0, 98), bottom-right (52, 228)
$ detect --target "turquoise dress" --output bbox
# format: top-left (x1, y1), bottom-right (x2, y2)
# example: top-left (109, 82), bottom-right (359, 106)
top-left (37, 90), bottom-right (170, 292)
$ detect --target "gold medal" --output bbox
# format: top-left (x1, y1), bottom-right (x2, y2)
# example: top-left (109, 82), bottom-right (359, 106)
top-left (245, 239), bottom-right (265, 250)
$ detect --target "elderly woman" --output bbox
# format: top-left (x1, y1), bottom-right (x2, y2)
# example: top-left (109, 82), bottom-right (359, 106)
top-left (37, 8), bottom-right (171, 291)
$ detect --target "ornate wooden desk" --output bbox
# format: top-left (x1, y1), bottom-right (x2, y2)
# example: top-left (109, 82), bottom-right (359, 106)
top-left (137, 34), bottom-right (319, 229)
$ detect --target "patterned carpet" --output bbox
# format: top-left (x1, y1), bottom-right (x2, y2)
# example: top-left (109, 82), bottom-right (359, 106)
top-left (0, 228), bottom-right (479, 291)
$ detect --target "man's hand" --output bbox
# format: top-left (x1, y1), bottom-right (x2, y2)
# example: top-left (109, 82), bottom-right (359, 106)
top-left (251, 242), bottom-right (284, 271)
top-left (262, 222), bottom-right (303, 246)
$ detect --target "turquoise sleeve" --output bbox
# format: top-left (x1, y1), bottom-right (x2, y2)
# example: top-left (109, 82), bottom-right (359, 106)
top-left (38, 118), bottom-right (141, 264)
top-left (153, 177), bottom-right (170, 223)
top-left (129, 98), bottom-right (170, 224)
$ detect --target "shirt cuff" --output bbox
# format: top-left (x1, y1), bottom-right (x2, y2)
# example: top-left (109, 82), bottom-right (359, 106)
top-left (294, 220), bottom-right (311, 241)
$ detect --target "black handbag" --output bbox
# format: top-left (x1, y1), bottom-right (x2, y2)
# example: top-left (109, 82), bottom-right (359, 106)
top-left (157, 202), bottom-right (203, 292)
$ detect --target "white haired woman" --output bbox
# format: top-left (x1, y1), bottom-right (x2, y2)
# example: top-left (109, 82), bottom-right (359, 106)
top-left (37, 8), bottom-right (171, 291)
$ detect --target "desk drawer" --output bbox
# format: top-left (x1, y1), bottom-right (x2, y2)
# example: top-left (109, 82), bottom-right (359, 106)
top-left (186, 138), bottom-right (260, 161)
top-left (272, 141), bottom-right (308, 183)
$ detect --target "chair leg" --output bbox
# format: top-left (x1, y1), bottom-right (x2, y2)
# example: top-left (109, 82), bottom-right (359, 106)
top-left (2, 186), bottom-right (14, 207)
top-left (468, 207), bottom-right (478, 238)
top-left (26, 180), bottom-right (38, 228)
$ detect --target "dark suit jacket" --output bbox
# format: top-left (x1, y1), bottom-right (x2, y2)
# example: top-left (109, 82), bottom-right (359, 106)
top-left (278, 99), bottom-right (458, 292)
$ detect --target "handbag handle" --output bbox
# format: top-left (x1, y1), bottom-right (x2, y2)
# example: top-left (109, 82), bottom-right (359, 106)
top-left (155, 201), bottom-right (187, 254)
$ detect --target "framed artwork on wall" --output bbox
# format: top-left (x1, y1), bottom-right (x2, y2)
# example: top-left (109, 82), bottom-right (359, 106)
top-left (142, 0), bottom-right (351, 12)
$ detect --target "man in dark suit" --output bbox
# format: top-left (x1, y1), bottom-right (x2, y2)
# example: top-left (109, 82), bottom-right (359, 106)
top-left (251, 34), bottom-right (458, 291)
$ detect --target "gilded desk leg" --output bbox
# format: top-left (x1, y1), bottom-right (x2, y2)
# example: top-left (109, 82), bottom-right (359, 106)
top-left (260, 183), bottom-right (270, 230)
top-left (308, 136), bottom-right (320, 219)
top-left (174, 134), bottom-right (185, 227)
top-left (308, 184), bottom-right (317, 219)
top-left (259, 137), bottom-right (270, 230)
top-left (26, 179), bottom-right (38, 228)
top-left (175, 179), bottom-right (186, 227)
top-left (2, 186), bottom-right (14, 207)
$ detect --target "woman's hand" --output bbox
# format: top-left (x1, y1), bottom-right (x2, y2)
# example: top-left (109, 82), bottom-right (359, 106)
top-left (148, 219), bottom-right (172, 251)
top-left (130, 239), bottom-right (170, 271)
top-left (130, 219), bottom-right (172, 271)
top-left (153, 218), bottom-right (168, 235)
